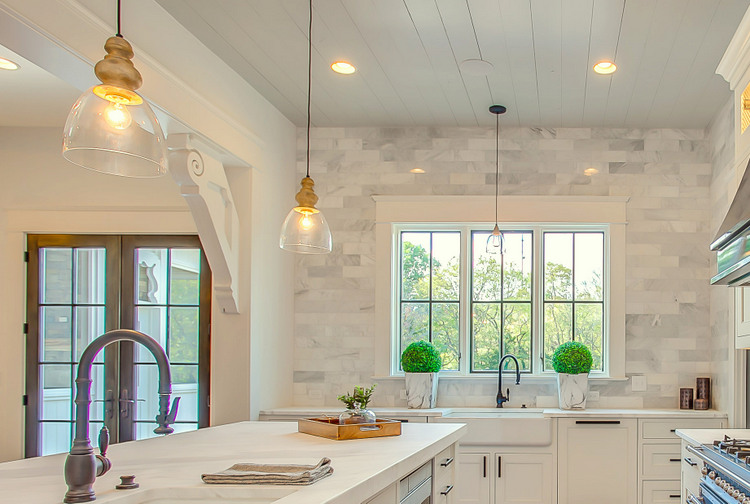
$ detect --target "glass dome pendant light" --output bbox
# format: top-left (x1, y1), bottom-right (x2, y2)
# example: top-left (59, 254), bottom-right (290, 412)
top-left (487, 105), bottom-right (507, 254)
top-left (279, 0), bottom-right (332, 254)
top-left (62, 0), bottom-right (167, 177)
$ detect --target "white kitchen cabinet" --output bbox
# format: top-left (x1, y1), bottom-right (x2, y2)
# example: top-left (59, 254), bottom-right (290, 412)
top-left (641, 480), bottom-right (681, 504)
top-left (558, 418), bottom-right (638, 504)
top-left (365, 482), bottom-right (397, 504)
top-left (495, 453), bottom-right (554, 504)
top-left (456, 452), bottom-right (490, 504)
top-left (680, 440), bottom-right (702, 503)
top-left (736, 287), bottom-right (750, 347)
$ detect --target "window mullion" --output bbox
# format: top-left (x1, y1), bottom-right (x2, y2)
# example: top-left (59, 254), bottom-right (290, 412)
top-left (459, 226), bottom-right (470, 375)
top-left (533, 228), bottom-right (545, 373)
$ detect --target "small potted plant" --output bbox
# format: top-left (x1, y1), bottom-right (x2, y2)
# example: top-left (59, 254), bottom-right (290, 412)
top-left (552, 341), bottom-right (593, 410)
top-left (401, 341), bottom-right (442, 409)
top-left (337, 384), bottom-right (377, 424)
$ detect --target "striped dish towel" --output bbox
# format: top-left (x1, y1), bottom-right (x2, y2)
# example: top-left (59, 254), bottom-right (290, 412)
top-left (201, 457), bottom-right (333, 485)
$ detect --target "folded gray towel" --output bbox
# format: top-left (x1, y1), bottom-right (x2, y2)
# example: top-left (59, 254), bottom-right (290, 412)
top-left (201, 457), bottom-right (333, 485)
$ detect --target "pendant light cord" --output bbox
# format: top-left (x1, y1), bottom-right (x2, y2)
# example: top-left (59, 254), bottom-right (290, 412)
top-left (306, 0), bottom-right (313, 179)
top-left (116, 0), bottom-right (122, 38)
top-left (494, 112), bottom-right (499, 224)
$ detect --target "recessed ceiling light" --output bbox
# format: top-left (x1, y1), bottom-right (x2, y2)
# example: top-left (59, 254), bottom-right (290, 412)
top-left (0, 57), bottom-right (19, 71)
top-left (593, 61), bottom-right (616, 75)
top-left (331, 61), bottom-right (356, 75)
top-left (460, 59), bottom-right (494, 76)
top-left (410, 168), bottom-right (425, 174)
top-left (584, 167), bottom-right (599, 176)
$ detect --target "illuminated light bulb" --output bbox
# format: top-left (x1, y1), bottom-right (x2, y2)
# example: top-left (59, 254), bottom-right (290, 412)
top-left (593, 61), bottom-right (617, 75)
top-left (300, 212), bottom-right (314, 230)
top-left (104, 102), bottom-right (132, 130)
top-left (331, 61), bottom-right (356, 74)
top-left (486, 224), bottom-right (504, 255)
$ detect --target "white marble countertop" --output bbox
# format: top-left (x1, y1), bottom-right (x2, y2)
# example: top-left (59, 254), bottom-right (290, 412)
top-left (0, 421), bottom-right (466, 504)
top-left (260, 406), bottom-right (727, 419)
top-left (676, 428), bottom-right (750, 446)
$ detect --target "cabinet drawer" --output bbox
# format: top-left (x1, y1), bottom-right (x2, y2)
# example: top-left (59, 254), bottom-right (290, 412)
top-left (641, 443), bottom-right (682, 479)
top-left (640, 419), bottom-right (725, 440)
top-left (408, 461), bottom-right (432, 493)
top-left (642, 480), bottom-right (681, 504)
top-left (434, 481), bottom-right (456, 504)
top-left (434, 444), bottom-right (455, 485)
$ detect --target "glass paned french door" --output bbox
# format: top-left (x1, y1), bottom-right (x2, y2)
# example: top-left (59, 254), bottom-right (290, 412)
top-left (25, 235), bottom-right (211, 457)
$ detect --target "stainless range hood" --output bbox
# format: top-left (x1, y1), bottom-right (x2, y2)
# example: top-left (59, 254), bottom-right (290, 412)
top-left (711, 157), bottom-right (750, 286)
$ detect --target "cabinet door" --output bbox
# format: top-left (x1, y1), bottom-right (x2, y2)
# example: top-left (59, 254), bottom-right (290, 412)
top-left (737, 287), bottom-right (750, 347)
top-left (558, 418), bottom-right (637, 504)
top-left (494, 453), bottom-right (554, 504)
top-left (456, 452), bottom-right (490, 504)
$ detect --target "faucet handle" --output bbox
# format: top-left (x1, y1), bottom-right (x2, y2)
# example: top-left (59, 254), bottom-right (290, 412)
top-left (166, 397), bottom-right (180, 424)
top-left (98, 425), bottom-right (110, 457)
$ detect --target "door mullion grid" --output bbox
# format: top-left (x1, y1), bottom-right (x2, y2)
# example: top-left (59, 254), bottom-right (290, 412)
top-left (459, 227), bottom-right (470, 374)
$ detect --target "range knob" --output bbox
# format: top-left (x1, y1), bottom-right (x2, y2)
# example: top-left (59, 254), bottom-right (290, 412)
top-left (702, 466), bottom-right (709, 475)
top-left (733, 489), bottom-right (741, 498)
top-left (715, 477), bottom-right (723, 486)
top-left (709, 471), bottom-right (717, 480)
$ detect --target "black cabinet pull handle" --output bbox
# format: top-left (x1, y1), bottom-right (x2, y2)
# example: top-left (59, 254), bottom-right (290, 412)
top-left (669, 458), bottom-right (681, 462)
top-left (668, 494), bottom-right (680, 499)
top-left (440, 485), bottom-right (454, 496)
top-left (483, 456), bottom-right (487, 478)
top-left (498, 455), bottom-right (502, 478)
top-left (440, 457), bottom-right (454, 467)
top-left (575, 420), bottom-right (621, 424)
top-left (670, 429), bottom-right (676, 432)
top-left (684, 457), bottom-right (697, 466)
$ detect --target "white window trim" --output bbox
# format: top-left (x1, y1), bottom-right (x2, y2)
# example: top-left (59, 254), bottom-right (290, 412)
top-left (373, 195), bottom-right (628, 380)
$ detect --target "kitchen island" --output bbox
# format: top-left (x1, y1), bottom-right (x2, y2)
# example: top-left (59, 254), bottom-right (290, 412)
top-left (0, 421), bottom-right (466, 504)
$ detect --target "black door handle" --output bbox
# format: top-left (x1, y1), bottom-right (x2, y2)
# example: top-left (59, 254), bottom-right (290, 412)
top-left (440, 485), bottom-right (454, 496)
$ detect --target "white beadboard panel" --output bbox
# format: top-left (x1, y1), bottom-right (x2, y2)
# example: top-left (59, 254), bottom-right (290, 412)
top-left (156, 0), bottom-right (749, 128)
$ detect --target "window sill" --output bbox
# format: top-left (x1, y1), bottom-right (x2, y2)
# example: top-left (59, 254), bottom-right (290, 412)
top-left (372, 374), bottom-right (629, 383)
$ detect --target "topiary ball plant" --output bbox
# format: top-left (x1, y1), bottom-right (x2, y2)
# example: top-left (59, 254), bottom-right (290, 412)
top-left (552, 341), bottom-right (593, 375)
top-left (401, 341), bottom-right (442, 373)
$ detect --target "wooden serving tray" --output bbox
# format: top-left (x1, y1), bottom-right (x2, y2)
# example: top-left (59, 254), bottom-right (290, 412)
top-left (298, 417), bottom-right (402, 440)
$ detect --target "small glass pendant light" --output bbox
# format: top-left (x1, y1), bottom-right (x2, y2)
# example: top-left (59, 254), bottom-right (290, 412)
top-left (279, 0), bottom-right (332, 254)
top-left (487, 105), bottom-right (507, 254)
top-left (62, 0), bottom-right (166, 177)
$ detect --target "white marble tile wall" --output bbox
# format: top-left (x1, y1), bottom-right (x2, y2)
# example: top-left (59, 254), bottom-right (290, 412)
top-left (294, 126), bottom-right (715, 409)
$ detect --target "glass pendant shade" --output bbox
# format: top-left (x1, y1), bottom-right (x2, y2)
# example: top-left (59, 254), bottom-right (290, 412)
top-left (63, 85), bottom-right (167, 177)
top-left (486, 224), bottom-right (504, 254)
top-left (279, 205), bottom-right (332, 254)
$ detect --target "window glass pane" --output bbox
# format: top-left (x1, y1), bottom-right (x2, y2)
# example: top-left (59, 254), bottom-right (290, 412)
top-left (431, 233), bottom-right (460, 301)
top-left (134, 364), bottom-right (159, 422)
top-left (170, 249), bottom-right (201, 305)
top-left (472, 303), bottom-right (500, 371)
top-left (41, 306), bottom-right (72, 362)
top-left (41, 422), bottom-right (71, 456)
top-left (172, 365), bottom-right (198, 422)
top-left (89, 363), bottom-right (106, 422)
top-left (503, 232), bottom-right (532, 301)
top-left (75, 306), bottom-right (105, 362)
top-left (169, 307), bottom-right (199, 363)
top-left (544, 303), bottom-right (572, 371)
top-left (400, 303), bottom-right (428, 353)
top-left (432, 303), bottom-right (459, 370)
top-left (136, 248), bottom-right (168, 305)
top-left (575, 303), bottom-right (603, 371)
top-left (135, 306), bottom-right (167, 363)
top-left (503, 303), bottom-right (531, 371)
top-left (41, 248), bottom-right (72, 304)
top-left (75, 248), bottom-right (106, 304)
top-left (40, 364), bottom-right (72, 420)
top-left (401, 233), bottom-right (430, 300)
top-left (87, 422), bottom-right (104, 451)
top-left (472, 232), bottom-right (501, 301)
top-left (574, 233), bottom-right (604, 301)
top-left (544, 233), bottom-right (573, 301)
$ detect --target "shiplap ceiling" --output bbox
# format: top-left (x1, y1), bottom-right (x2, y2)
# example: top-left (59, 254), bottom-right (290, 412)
top-left (156, 0), bottom-right (750, 128)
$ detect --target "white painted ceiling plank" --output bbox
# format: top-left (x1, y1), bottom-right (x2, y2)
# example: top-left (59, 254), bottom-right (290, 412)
top-left (623, 0), bottom-right (687, 127)
top-left (531, 0), bottom-right (563, 126)
top-left (601, 0), bottom-right (655, 127)
top-left (497, 0), bottom-right (540, 126)
top-left (559, 0), bottom-right (594, 128)
top-left (582, 0), bottom-right (625, 126)
top-left (469, 0), bottom-right (520, 126)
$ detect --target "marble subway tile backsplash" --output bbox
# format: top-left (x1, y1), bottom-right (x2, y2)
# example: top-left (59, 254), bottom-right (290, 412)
top-left (294, 126), bottom-right (713, 409)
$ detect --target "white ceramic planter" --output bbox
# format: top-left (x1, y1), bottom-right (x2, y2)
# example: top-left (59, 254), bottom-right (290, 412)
top-left (557, 373), bottom-right (589, 410)
top-left (404, 372), bottom-right (439, 408)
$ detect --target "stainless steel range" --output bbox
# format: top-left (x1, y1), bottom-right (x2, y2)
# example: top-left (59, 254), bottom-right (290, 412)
top-left (687, 436), bottom-right (750, 503)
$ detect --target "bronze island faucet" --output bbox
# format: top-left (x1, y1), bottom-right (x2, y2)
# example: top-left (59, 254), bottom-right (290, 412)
top-left (64, 329), bottom-right (180, 503)
top-left (496, 354), bottom-right (521, 408)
